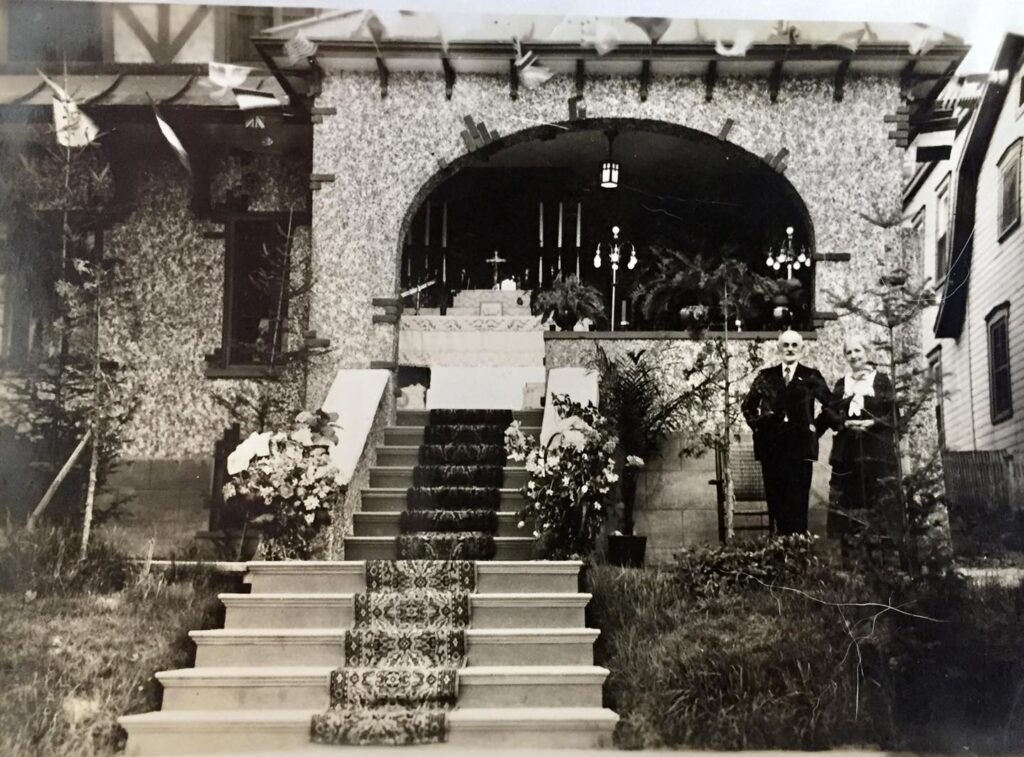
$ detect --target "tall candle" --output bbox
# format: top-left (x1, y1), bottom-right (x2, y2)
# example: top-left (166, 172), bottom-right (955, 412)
top-left (538, 253), bottom-right (543, 286)
top-left (539, 201), bottom-right (544, 247)
top-left (575, 202), bottom-right (581, 247)
top-left (557, 202), bottom-right (563, 248)
top-left (441, 202), bottom-right (447, 248)
top-left (424, 202), bottom-right (431, 245)
top-left (442, 253), bottom-right (447, 285)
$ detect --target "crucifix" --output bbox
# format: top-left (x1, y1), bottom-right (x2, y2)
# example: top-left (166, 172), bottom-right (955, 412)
top-left (486, 250), bottom-right (507, 288)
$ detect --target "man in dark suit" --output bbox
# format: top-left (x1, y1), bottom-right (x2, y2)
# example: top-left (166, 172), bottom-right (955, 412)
top-left (741, 330), bottom-right (831, 534)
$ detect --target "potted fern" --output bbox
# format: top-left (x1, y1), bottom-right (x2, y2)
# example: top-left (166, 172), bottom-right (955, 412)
top-left (531, 274), bottom-right (606, 331)
top-left (595, 347), bottom-right (695, 566)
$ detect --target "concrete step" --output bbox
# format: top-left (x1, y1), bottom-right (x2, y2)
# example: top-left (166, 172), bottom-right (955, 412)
top-left (384, 425), bottom-right (540, 445)
top-left (395, 409), bottom-right (544, 427)
top-left (352, 510), bottom-right (525, 537)
top-left (156, 666), bottom-right (332, 710)
top-left (458, 666), bottom-right (608, 708)
top-left (119, 709), bottom-right (318, 756)
top-left (244, 562), bottom-right (363, 595)
top-left (120, 707), bottom-right (618, 754)
top-left (220, 592), bottom-right (591, 630)
top-left (191, 629), bottom-right (346, 668)
top-left (447, 707), bottom-right (618, 749)
top-left (376, 445), bottom-right (516, 467)
top-left (369, 466), bottom-right (528, 488)
top-left (243, 560), bottom-right (582, 595)
top-left (344, 536), bottom-right (534, 561)
top-left (190, 627), bottom-right (598, 668)
top-left (360, 487), bottom-right (524, 512)
top-left (221, 593), bottom-right (353, 630)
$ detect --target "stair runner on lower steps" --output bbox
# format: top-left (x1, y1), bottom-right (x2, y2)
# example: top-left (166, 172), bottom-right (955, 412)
top-left (118, 408), bottom-right (618, 754)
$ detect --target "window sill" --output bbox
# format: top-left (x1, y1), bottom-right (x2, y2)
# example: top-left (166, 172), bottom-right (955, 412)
top-left (992, 409), bottom-right (1014, 426)
top-left (997, 216), bottom-right (1021, 244)
top-left (204, 364), bottom-right (285, 380)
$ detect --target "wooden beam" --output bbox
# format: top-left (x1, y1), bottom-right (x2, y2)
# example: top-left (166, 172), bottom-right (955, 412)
top-left (638, 59), bottom-right (651, 102)
top-left (167, 5), bottom-right (210, 62)
top-left (369, 360), bottom-right (398, 370)
top-left (717, 117), bottom-right (734, 141)
top-left (372, 314), bottom-right (399, 324)
top-left (704, 60), bottom-right (717, 102)
top-left (833, 57), bottom-right (851, 102)
top-left (508, 59), bottom-right (518, 101)
top-left (113, 6), bottom-right (162, 63)
top-left (575, 59), bottom-right (585, 99)
top-left (376, 57), bottom-right (389, 98)
top-left (812, 310), bottom-right (839, 321)
top-left (917, 145), bottom-right (952, 162)
top-left (442, 57), bottom-right (455, 100)
top-left (813, 252), bottom-right (851, 262)
top-left (768, 59), bottom-right (783, 103)
top-left (899, 60), bottom-right (917, 99)
top-left (372, 297), bottom-right (402, 308)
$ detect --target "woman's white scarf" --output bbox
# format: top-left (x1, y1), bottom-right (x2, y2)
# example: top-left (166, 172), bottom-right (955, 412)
top-left (842, 369), bottom-right (876, 418)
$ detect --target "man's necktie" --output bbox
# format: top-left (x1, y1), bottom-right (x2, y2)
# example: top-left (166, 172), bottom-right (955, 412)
top-left (783, 366), bottom-right (793, 385)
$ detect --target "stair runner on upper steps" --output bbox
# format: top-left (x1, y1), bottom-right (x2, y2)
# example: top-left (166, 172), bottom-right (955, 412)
top-left (311, 409), bottom-right (514, 746)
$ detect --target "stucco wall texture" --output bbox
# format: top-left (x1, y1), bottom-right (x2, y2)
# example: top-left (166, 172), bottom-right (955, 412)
top-left (311, 71), bottom-right (908, 556)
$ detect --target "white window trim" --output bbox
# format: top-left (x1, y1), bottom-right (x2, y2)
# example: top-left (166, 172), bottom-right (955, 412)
top-left (997, 140), bottom-right (1022, 242)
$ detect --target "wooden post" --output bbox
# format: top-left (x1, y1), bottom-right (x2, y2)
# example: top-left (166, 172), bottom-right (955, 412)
top-left (26, 431), bottom-right (92, 531)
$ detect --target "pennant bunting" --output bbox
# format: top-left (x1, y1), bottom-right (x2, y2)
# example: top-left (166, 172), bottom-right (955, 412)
top-left (152, 106), bottom-right (190, 174)
top-left (626, 17), bottom-right (671, 44)
top-left (284, 30), bottom-right (318, 66)
top-left (582, 19), bottom-right (621, 56)
top-left (715, 27), bottom-right (757, 57)
top-left (232, 88), bottom-right (282, 111)
top-left (204, 62), bottom-right (252, 99)
top-left (52, 99), bottom-right (99, 147)
top-left (513, 39), bottom-right (553, 90)
top-left (907, 24), bottom-right (946, 56)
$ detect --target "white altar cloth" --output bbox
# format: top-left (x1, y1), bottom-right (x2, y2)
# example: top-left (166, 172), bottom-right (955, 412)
top-left (398, 315), bottom-right (545, 367)
top-left (428, 366), bottom-right (547, 410)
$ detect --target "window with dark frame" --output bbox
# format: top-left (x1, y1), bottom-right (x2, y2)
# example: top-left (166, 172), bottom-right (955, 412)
top-left (986, 304), bottom-right (1013, 424)
top-left (997, 141), bottom-right (1021, 240)
top-left (927, 347), bottom-right (945, 449)
top-left (6, 0), bottom-right (103, 63)
top-left (935, 176), bottom-right (950, 281)
top-left (221, 217), bottom-right (294, 367)
top-left (227, 7), bottom-right (320, 62)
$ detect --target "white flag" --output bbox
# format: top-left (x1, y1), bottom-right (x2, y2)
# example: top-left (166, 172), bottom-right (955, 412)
top-left (205, 62), bottom-right (252, 98)
top-left (232, 88), bottom-right (282, 111)
top-left (52, 98), bottom-right (98, 147)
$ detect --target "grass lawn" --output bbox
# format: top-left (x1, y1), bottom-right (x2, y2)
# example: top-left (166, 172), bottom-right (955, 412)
top-left (0, 569), bottom-right (233, 756)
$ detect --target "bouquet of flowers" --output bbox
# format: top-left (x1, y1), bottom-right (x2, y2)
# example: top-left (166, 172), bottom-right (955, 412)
top-left (505, 395), bottom-right (618, 559)
top-left (223, 409), bottom-right (341, 559)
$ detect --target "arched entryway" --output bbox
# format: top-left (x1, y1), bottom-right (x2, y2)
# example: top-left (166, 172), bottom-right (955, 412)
top-left (398, 118), bottom-right (815, 332)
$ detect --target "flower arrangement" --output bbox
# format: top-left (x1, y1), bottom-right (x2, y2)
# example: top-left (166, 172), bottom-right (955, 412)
top-left (505, 395), bottom-right (618, 559)
top-left (223, 409), bottom-right (342, 559)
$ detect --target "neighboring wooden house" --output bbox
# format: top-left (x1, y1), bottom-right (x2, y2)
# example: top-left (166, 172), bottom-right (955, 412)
top-left (905, 33), bottom-right (1024, 462)
top-left (0, 5), bottom-right (972, 557)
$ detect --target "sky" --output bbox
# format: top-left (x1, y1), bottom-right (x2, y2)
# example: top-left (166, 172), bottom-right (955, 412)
top-left (78, 0), bottom-right (1024, 73)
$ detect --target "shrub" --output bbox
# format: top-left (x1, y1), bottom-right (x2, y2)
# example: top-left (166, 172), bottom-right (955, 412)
top-left (0, 527), bottom-right (134, 596)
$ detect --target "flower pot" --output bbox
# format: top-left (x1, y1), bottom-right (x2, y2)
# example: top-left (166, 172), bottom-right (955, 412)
top-left (553, 312), bottom-right (578, 331)
top-left (607, 534), bottom-right (647, 567)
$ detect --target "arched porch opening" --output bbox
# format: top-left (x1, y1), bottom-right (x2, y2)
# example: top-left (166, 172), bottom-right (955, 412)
top-left (397, 118), bottom-right (816, 332)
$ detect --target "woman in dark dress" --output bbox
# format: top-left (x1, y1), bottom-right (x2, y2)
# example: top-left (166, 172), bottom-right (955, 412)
top-left (822, 334), bottom-right (899, 539)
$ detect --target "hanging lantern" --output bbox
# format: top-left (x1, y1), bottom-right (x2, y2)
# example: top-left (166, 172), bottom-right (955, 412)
top-left (600, 130), bottom-right (620, 189)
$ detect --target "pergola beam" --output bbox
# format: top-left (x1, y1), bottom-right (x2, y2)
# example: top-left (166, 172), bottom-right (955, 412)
top-left (639, 59), bottom-right (651, 102)
top-left (376, 57), bottom-right (389, 98)
top-left (575, 59), bottom-right (585, 99)
top-left (442, 56), bottom-right (455, 100)
top-left (833, 56), bottom-right (851, 102)
top-left (704, 60), bottom-right (717, 102)
top-left (768, 59), bottom-right (783, 103)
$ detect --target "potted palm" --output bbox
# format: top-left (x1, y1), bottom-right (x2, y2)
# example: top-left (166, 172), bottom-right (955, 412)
top-left (531, 274), bottom-right (606, 331)
top-left (595, 347), bottom-right (694, 567)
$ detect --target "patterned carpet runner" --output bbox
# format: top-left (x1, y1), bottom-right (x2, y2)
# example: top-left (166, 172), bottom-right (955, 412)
top-left (398, 409), bottom-right (511, 560)
top-left (310, 561), bottom-right (474, 745)
top-left (310, 409), bottom-right (512, 746)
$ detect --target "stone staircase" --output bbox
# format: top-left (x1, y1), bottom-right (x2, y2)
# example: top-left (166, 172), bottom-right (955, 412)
top-left (120, 409), bottom-right (618, 753)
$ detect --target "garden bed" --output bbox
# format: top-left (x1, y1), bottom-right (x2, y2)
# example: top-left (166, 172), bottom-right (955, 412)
top-left (0, 531), bottom-right (238, 756)
top-left (588, 538), bottom-right (1024, 753)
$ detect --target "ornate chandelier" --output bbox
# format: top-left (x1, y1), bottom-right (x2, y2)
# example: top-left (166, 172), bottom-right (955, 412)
top-left (593, 225), bottom-right (636, 331)
top-left (766, 226), bottom-right (810, 276)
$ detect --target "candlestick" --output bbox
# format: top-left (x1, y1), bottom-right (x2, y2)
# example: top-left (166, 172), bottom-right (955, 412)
top-left (539, 201), bottom-right (544, 247)
top-left (441, 202), bottom-right (447, 248)
top-left (538, 253), bottom-right (543, 287)
top-left (575, 202), bottom-right (581, 247)
top-left (442, 253), bottom-right (447, 285)
top-left (424, 202), bottom-right (431, 245)
top-left (557, 202), bottom-right (563, 248)
top-left (576, 249), bottom-right (580, 279)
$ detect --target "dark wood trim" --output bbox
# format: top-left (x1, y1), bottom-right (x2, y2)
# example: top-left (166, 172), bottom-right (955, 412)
top-left (638, 59), bottom-right (651, 102)
top-left (508, 59), bottom-right (518, 101)
top-left (812, 310), bottom-right (838, 321)
top-left (812, 252), bottom-right (851, 262)
top-left (370, 360), bottom-right (397, 369)
top-left (544, 330), bottom-right (817, 341)
top-left (167, 6), bottom-right (211, 62)
top-left (100, 4), bottom-right (115, 65)
top-left (704, 60), bottom-right (717, 102)
top-left (373, 314), bottom-right (399, 324)
top-left (205, 364), bottom-right (285, 379)
top-left (220, 221), bottom-right (237, 367)
top-left (376, 57), bottom-right (389, 99)
top-left (768, 59), bottom-right (783, 103)
top-left (310, 173), bottom-right (335, 183)
top-left (310, 106), bottom-right (337, 116)
top-left (833, 57), bottom-right (851, 102)
top-left (156, 4), bottom-right (170, 57)
top-left (372, 297), bottom-right (402, 308)
top-left (717, 117), bottom-right (733, 141)
top-left (442, 57), bottom-right (455, 100)
top-left (575, 59), bottom-right (585, 99)
top-left (113, 6), bottom-right (162, 63)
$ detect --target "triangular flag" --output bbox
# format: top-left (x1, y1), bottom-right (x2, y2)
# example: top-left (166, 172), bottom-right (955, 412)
top-left (520, 65), bottom-right (555, 89)
top-left (907, 24), bottom-right (946, 56)
top-left (582, 19), bottom-right (621, 56)
top-left (232, 88), bottom-right (281, 111)
top-left (152, 106), bottom-right (190, 174)
top-left (626, 17), bottom-right (671, 44)
top-left (284, 30), bottom-right (318, 66)
top-left (715, 27), bottom-right (757, 57)
top-left (52, 98), bottom-right (98, 147)
top-left (204, 62), bottom-right (251, 98)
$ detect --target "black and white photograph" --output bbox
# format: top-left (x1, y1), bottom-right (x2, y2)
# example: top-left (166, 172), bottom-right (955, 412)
top-left (0, 0), bottom-right (1022, 754)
